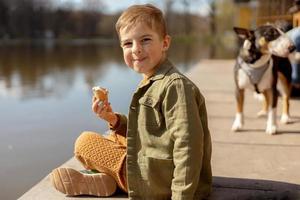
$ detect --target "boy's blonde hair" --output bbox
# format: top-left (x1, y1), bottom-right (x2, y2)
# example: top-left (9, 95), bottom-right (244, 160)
top-left (115, 4), bottom-right (167, 39)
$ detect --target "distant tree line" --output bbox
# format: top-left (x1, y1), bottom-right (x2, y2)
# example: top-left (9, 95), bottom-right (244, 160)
top-left (0, 0), bottom-right (217, 40)
top-left (0, 0), bottom-right (109, 39)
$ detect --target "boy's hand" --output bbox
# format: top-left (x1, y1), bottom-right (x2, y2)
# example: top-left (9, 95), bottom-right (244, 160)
top-left (92, 97), bottom-right (118, 126)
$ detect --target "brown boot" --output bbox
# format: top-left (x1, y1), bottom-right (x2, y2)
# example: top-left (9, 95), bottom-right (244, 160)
top-left (50, 167), bottom-right (117, 197)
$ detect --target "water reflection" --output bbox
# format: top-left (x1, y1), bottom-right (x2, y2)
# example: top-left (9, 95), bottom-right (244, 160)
top-left (0, 41), bottom-right (123, 99)
top-left (0, 39), bottom-right (233, 100)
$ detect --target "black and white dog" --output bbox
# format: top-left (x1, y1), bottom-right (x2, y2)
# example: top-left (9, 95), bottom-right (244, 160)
top-left (232, 24), bottom-right (294, 134)
top-left (269, 27), bottom-right (300, 96)
top-left (268, 26), bottom-right (300, 58)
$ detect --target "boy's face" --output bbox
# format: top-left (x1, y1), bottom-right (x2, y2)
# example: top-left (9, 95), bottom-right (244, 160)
top-left (119, 23), bottom-right (170, 78)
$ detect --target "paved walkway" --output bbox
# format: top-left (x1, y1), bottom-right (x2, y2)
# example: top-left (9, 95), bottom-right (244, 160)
top-left (19, 60), bottom-right (300, 199)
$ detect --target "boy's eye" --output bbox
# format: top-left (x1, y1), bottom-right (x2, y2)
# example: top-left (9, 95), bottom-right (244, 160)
top-left (122, 42), bottom-right (132, 47)
top-left (141, 38), bottom-right (151, 43)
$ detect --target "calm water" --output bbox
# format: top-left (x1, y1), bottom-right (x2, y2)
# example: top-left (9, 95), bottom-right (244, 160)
top-left (0, 39), bottom-right (234, 200)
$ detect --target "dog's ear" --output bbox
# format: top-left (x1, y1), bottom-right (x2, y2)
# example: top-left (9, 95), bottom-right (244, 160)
top-left (233, 27), bottom-right (254, 40)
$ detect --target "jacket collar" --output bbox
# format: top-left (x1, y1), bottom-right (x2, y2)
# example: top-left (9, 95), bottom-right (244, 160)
top-left (149, 58), bottom-right (174, 81)
top-left (138, 58), bottom-right (174, 88)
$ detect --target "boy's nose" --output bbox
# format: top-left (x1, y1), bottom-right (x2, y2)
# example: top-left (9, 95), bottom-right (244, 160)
top-left (132, 43), bottom-right (142, 54)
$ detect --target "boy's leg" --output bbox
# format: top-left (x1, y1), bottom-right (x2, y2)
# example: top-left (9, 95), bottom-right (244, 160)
top-left (50, 167), bottom-right (117, 197)
top-left (74, 131), bottom-right (128, 192)
top-left (50, 131), bottom-right (127, 197)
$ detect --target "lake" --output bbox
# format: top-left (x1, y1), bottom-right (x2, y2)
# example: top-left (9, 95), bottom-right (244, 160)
top-left (0, 39), bottom-right (234, 200)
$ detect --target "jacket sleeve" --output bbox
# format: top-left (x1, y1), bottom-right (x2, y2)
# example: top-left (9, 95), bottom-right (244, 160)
top-left (109, 113), bottom-right (128, 137)
top-left (162, 78), bottom-right (205, 200)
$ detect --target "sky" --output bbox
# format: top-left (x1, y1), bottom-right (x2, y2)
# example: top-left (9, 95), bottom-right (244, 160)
top-left (55, 0), bottom-right (212, 16)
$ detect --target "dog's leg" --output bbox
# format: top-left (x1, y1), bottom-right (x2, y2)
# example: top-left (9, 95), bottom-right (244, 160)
top-left (264, 89), bottom-right (277, 135)
top-left (256, 92), bottom-right (268, 117)
top-left (232, 88), bottom-right (244, 131)
top-left (278, 72), bottom-right (292, 124)
top-left (264, 58), bottom-right (280, 135)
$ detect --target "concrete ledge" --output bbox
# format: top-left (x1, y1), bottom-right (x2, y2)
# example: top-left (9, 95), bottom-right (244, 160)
top-left (19, 157), bottom-right (300, 200)
top-left (211, 177), bottom-right (300, 199)
top-left (19, 157), bottom-right (128, 200)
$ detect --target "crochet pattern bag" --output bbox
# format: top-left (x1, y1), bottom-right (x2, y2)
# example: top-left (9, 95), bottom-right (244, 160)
top-left (74, 131), bottom-right (127, 192)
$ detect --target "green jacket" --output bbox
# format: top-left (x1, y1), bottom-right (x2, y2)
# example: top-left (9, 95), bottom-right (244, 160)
top-left (113, 59), bottom-right (212, 200)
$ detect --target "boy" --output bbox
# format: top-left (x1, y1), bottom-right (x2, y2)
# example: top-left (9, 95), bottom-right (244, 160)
top-left (51, 4), bottom-right (212, 200)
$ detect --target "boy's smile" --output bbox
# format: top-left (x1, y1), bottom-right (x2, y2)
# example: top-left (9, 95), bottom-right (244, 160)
top-left (119, 23), bottom-right (170, 78)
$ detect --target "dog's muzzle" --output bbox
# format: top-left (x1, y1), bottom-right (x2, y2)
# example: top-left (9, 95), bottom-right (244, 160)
top-left (268, 27), bottom-right (300, 58)
top-left (286, 27), bottom-right (300, 51)
top-left (288, 45), bottom-right (296, 53)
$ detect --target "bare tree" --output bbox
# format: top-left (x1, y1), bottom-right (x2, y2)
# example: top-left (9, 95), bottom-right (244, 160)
top-left (182, 0), bottom-right (192, 35)
top-left (0, 0), bottom-right (9, 37)
top-left (209, 0), bottom-right (216, 58)
top-left (81, 0), bottom-right (104, 11)
top-left (164, 0), bottom-right (174, 31)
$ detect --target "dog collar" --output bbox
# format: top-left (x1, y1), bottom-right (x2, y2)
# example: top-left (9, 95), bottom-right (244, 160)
top-left (238, 56), bottom-right (272, 92)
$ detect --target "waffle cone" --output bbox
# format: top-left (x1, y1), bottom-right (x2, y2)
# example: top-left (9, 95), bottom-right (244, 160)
top-left (92, 87), bottom-right (108, 101)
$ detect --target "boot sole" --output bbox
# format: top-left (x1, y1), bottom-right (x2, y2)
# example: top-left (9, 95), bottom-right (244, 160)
top-left (50, 167), bottom-right (117, 197)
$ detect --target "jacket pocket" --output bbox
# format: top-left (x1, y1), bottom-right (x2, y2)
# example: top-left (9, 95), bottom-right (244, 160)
top-left (138, 96), bottom-right (163, 129)
top-left (138, 156), bottom-right (174, 196)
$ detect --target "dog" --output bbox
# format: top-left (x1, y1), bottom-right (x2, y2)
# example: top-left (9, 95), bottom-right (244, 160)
top-left (232, 24), bottom-right (294, 135)
top-left (268, 26), bottom-right (300, 58)
top-left (268, 27), bottom-right (300, 95)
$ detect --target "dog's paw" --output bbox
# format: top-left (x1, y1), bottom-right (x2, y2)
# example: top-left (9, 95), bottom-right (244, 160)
top-left (265, 124), bottom-right (277, 135)
top-left (231, 124), bottom-right (242, 132)
top-left (231, 119), bottom-right (243, 132)
top-left (257, 110), bottom-right (267, 118)
top-left (232, 113), bottom-right (244, 132)
top-left (280, 114), bottom-right (292, 124)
